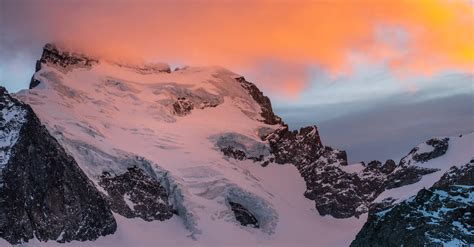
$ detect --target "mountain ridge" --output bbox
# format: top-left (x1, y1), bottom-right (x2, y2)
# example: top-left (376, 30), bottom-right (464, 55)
top-left (0, 44), bottom-right (471, 246)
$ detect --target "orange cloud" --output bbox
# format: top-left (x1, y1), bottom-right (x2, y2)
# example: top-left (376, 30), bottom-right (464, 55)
top-left (3, 0), bottom-right (473, 97)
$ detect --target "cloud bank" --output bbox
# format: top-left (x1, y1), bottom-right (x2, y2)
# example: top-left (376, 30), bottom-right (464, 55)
top-left (1, 0), bottom-right (473, 96)
top-left (277, 92), bottom-right (473, 163)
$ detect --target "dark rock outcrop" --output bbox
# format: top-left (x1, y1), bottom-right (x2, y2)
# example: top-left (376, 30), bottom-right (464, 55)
top-left (38, 43), bottom-right (98, 70)
top-left (385, 165), bottom-right (439, 189)
top-left (235, 76), bottom-right (282, 125)
top-left (115, 62), bottom-right (171, 74)
top-left (229, 201), bottom-right (259, 228)
top-left (99, 166), bottom-right (174, 222)
top-left (29, 78), bottom-right (42, 89)
top-left (170, 94), bottom-right (220, 117)
top-left (433, 162), bottom-right (474, 188)
top-left (302, 149), bottom-right (368, 218)
top-left (0, 87), bottom-right (116, 244)
top-left (29, 43), bottom-right (98, 89)
top-left (213, 132), bottom-right (270, 164)
top-left (401, 137), bottom-right (450, 166)
top-left (351, 162), bottom-right (474, 247)
top-left (220, 146), bottom-right (265, 162)
top-left (265, 125), bottom-right (324, 166)
top-left (221, 146), bottom-right (247, 161)
top-left (412, 138), bottom-right (449, 163)
top-left (172, 97), bottom-right (194, 116)
top-left (380, 159), bottom-right (397, 174)
top-left (365, 160), bottom-right (397, 174)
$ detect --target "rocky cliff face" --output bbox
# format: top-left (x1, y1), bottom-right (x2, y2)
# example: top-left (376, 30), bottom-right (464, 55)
top-left (0, 87), bottom-right (116, 244)
top-left (99, 166), bottom-right (174, 221)
top-left (30, 43), bottom-right (98, 89)
top-left (351, 160), bottom-right (474, 247)
top-left (235, 76), bottom-right (282, 125)
top-left (259, 124), bottom-right (440, 218)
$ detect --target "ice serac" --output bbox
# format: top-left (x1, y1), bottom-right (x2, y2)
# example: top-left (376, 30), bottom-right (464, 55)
top-left (0, 87), bottom-right (116, 244)
top-left (352, 161), bottom-right (474, 247)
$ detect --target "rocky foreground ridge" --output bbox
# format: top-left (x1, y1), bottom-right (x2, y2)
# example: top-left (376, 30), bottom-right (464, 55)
top-left (0, 87), bottom-right (116, 244)
top-left (352, 160), bottom-right (473, 246)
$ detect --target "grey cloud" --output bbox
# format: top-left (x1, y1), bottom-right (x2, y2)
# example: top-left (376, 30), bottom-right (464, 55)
top-left (275, 92), bottom-right (474, 163)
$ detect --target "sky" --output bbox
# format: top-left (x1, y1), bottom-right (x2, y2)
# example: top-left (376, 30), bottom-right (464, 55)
top-left (0, 0), bottom-right (473, 162)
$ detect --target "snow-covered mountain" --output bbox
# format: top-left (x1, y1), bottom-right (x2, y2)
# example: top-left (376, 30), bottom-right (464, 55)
top-left (0, 44), bottom-right (472, 246)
